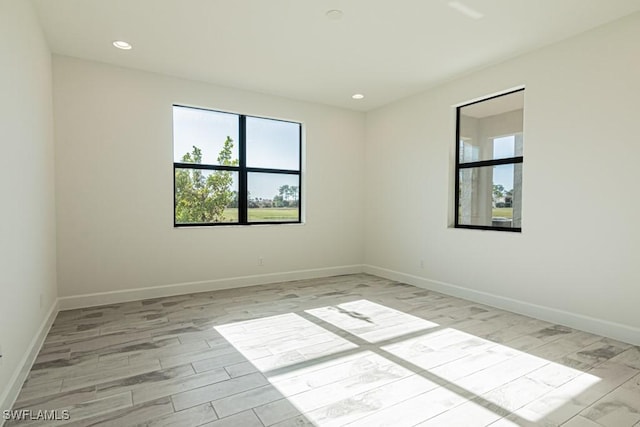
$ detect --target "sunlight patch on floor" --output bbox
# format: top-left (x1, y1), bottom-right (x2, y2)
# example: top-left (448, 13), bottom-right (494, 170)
top-left (215, 301), bottom-right (603, 425)
top-left (305, 299), bottom-right (440, 343)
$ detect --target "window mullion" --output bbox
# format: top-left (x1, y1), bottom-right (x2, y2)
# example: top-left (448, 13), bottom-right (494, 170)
top-left (458, 156), bottom-right (523, 169)
top-left (454, 106), bottom-right (461, 228)
top-left (245, 167), bottom-right (300, 175)
top-left (238, 115), bottom-right (248, 224)
top-left (173, 163), bottom-right (239, 172)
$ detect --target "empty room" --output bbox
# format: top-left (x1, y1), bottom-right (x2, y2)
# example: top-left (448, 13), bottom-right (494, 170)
top-left (1, 0), bottom-right (640, 426)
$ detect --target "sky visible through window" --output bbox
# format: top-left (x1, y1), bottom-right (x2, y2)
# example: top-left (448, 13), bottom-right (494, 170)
top-left (173, 106), bottom-right (299, 199)
top-left (173, 107), bottom-right (238, 164)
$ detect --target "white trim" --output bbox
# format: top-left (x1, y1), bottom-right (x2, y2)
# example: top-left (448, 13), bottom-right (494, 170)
top-left (363, 264), bottom-right (640, 346)
top-left (58, 265), bottom-right (364, 311)
top-left (0, 299), bottom-right (59, 419)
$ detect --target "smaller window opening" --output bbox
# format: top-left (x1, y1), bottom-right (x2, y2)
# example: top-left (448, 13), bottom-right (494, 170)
top-left (454, 89), bottom-right (525, 232)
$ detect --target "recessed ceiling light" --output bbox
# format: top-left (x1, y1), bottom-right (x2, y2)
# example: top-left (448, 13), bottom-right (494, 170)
top-left (112, 40), bottom-right (133, 50)
top-left (326, 9), bottom-right (343, 21)
top-left (448, 1), bottom-right (484, 19)
top-left (352, 94), bottom-right (365, 100)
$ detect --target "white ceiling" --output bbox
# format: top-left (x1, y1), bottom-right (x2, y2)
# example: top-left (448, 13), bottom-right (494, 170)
top-left (33, 0), bottom-right (640, 111)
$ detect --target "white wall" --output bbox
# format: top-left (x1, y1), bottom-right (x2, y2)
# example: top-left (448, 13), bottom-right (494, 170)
top-left (0, 0), bottom-right (57, 411)
top-left (53, 56), bottom-right (365, 300)
top-left (364, 13), bottom-right (640, 338)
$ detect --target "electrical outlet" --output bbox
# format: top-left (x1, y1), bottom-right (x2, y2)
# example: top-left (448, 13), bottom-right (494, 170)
top-left (258, 256), bottom-right (264, 266)
top-left (0, 343), bottom-right (3, 366)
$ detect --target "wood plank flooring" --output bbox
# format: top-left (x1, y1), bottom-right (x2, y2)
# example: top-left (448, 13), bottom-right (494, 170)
top-left (7, 274), bottom-right (640, 426)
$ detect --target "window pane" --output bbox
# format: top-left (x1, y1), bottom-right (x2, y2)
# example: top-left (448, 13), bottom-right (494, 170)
top-left (459, 138), bottom-right (479, 163)
top-left (458, 163), bottom-right (522, 228)
top-left (175, 168), bottom-right (239, 224)
top-left (248, 173), bottom-right (300, 222)
top-left (246, 117), bottom-right (300, 170)
top-left (458, 90), bottom-right (524, 163)
top-left (173, 106), bottom-right (239, 166)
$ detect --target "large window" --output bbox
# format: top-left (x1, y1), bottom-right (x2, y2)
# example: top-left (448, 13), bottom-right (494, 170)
top-left (173, 105), bottom-right (301, 226)
top-left (455, 89), bottom-right (524, 231)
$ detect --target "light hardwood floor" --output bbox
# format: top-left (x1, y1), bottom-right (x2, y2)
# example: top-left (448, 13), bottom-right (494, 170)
top-left (7, 274), bottom-right (640, 426)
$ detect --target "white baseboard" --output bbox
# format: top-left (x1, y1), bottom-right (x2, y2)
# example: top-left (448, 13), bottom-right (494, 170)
top-left (0, 299), bottom-right (59, 420)
top-left (363, 264), bottom-right (640, 346)
top-left (58, 265), bottom-right (364, 311)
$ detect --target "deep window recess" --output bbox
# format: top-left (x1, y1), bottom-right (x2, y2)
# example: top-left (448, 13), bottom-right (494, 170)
top-left (455, 89), bottom-right (524, 232)
top-left (173, 105), bottom-right (301, 226)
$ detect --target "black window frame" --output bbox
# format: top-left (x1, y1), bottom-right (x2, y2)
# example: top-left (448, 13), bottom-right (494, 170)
top-left (454, 88), bottom-right (524, 233)
top-left (173, 105), bottom-right (302, 227)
